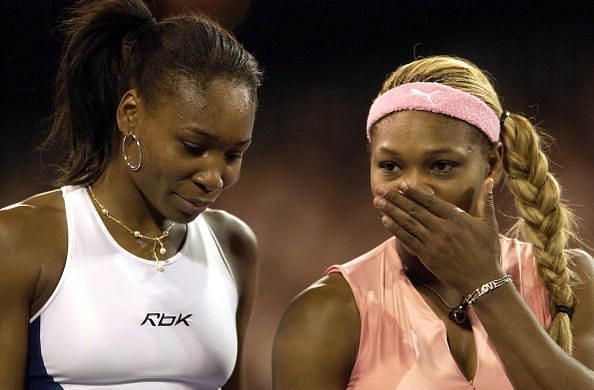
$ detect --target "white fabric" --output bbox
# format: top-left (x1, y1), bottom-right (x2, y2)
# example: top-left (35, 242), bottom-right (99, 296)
top-left (30, 186), bottom-right (238, 389)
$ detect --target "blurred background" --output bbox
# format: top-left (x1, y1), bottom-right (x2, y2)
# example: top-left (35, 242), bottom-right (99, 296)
top-left (2, 0), bottom-right (593, 388)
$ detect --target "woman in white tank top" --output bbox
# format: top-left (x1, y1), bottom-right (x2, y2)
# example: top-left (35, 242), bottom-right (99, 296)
top-left (0, 1), bottom-right (262, 388)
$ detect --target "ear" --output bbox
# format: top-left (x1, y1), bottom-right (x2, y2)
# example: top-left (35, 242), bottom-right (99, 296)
top-left (116, 89), bottom-right (140, 135)
top-left (485, 142), bottom-right (504, 185)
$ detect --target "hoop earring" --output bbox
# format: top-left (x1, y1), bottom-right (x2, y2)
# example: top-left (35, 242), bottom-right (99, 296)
top-left (122, 133), bottom-right (143, 171)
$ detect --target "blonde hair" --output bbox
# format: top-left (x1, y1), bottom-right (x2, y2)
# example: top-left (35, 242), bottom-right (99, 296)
top-left (379, 55), bottom-right (577, 354)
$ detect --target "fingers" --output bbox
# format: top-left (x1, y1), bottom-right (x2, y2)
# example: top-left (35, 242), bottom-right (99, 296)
top-left (380, 214), bottom-right (424, 257)
top-left (376, 182), bottom-right (460, 220)
top-left (374, 189), bottom-right (440, 233)
top-left (480, 178), bottom-right (498, 229)
top-left (374, 196), bottom-right (431, 245)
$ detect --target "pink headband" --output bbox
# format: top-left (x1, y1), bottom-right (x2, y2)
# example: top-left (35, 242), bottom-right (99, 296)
top-left (366, 82), bottom-right (500, 142)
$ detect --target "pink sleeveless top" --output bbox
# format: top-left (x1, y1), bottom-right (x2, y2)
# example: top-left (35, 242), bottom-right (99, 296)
top-left (326, 235), bottom-right (551, 389)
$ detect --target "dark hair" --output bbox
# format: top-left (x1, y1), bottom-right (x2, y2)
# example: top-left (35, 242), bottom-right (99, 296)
top-left (45, 0), bottom-right (262, 186)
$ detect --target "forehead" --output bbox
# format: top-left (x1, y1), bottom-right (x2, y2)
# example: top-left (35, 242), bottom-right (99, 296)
top-left (170, 77), bottom-right (254, 117)
top-left (371, 110), bottom-right (480, 152)
top-left (149, 77), bottom-right (255, 141)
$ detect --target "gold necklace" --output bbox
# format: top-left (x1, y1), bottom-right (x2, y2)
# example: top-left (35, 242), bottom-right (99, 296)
top-left (418, 282), bottom-right (456, 309)
top-left (87, 186), bottom-right (175, 272)
top-left (417, 282), bottom-right (469, 325)
top-left (404, 263), bottom-right (468, 325)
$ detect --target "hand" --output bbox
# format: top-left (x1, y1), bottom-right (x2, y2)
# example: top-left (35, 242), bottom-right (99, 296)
top-left (373, 178), bottom-right (504, 293)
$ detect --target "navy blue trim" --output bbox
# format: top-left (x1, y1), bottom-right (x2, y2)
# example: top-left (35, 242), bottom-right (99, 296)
top-left (26, 318), bottom-right (63, 389)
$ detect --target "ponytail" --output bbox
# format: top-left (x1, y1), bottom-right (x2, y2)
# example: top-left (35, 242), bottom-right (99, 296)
top-left (44, 0), bottom-right (261, 186)
top-left (45, 0), bottom-right (154, 186)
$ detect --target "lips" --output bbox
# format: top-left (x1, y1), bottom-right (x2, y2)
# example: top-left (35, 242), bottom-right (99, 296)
top-left (173, 193), bottom-right (213, 216)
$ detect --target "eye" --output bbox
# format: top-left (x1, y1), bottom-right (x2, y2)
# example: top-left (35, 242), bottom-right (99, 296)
top-left (183, 141), bottom-right (207, 156)
top-left (379, 161), bottom-right (400, 173)
top-left (225, 151), bottom-right (244, 163)
top-left (431, 160), bottom-right (459, 174)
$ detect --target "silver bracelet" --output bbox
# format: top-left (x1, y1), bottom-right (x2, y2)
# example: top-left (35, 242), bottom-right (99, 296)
top-left (464, 274), bottom-right (513, 305)
top-left (449, 274), bottom-right (513, 325)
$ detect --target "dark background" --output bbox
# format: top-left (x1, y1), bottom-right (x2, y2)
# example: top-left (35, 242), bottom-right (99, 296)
top-left (2, 1), bottom-right (593, 388)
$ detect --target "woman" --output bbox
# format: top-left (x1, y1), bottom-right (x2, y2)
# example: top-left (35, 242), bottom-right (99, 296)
top-left (273, 56), bottom-right (593, 389)
top-left (0, 0), bottom-right (261, 388)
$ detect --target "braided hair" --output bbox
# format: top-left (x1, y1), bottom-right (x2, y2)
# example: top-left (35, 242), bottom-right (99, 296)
top-left (377, 55), bottom-right (578, 354)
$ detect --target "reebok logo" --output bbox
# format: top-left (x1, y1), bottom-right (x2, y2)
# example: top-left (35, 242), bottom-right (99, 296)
top-left (140, 312), bottom-right (193, 327)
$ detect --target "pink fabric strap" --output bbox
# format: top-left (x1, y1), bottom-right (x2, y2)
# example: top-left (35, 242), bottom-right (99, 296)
top-left (366, 82), bottom-right (500, 142)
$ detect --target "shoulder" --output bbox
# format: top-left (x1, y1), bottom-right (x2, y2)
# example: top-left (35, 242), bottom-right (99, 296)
top-left (0, 189), bottom-right (67, 304)
top-left (201, 209), bottom-right (258, 291)
top-left (201, 208), bottom-right (257, 260)
top-left (0, 189), bottom-right (66, 255)
top-left (202, 208), bottom-right (257, 250)
top-left (281, 273), bottom-right (359, 331)
top-left (276, 274), bottom-right (360, 358)
top-left (273, 273), bottom-right (360, 387)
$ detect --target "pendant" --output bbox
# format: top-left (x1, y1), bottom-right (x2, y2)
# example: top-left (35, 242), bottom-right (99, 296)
top-left (449, 305), bottom-right (468, 325)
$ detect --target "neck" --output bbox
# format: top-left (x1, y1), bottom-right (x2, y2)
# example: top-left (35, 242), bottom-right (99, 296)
top-left (397, 242), bottom-right (439, 285)
top-left (90, 160), bottom-right (171, 235)
top-left (397, 241), bottom-right (463, 304)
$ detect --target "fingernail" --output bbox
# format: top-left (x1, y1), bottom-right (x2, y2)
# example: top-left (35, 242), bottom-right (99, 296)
top-left (487, 178), bottom-right (494, 194)
top-left (398, 182), bottom-right (408, 192)
top-left (374, 197), bottom-right (386, 208)
top-left (376, 186), bottom-right (387, 196)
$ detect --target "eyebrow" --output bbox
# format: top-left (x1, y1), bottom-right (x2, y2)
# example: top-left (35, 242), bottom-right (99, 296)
top-left (183, 128), bottom-right (252, 146)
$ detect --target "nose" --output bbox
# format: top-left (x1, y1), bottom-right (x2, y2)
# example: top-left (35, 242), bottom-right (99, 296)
top-left (400, 168), bottom-right (420, 187)
top-left (396, 169), bottom-right (434, 194)
top-left (192, 169), bottom-right (224, 194)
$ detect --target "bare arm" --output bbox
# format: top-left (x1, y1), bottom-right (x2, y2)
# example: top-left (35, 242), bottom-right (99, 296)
top-left (204, 210), bottom-right (259, 390)
top-left (0, 191), bottom-right (70, 388)
top-left (471, 251), bottom-right (594, 389)
top-left (0, 208), bottom-right (44, 388)
top-left (377, 182), bottom-right (594, 389)
top-left (272, 273), bottom-right (360, 390)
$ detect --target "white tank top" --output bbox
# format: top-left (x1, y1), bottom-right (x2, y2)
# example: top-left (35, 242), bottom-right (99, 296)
top-left (27, 186), bottom-right (239, 389)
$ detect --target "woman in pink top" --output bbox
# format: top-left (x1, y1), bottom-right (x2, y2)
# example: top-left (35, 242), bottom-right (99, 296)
top-left (272, 56), bottom-right (594, 389)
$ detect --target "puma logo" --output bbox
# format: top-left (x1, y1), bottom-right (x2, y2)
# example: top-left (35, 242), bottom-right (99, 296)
top-left (409, 88), bottom-right (440, 104)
